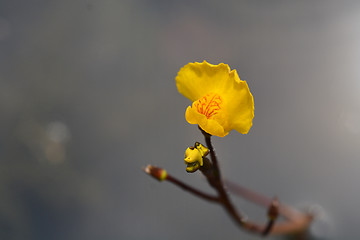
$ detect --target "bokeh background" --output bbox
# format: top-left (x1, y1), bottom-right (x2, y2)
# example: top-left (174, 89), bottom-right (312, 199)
top-left (1, 0), bottom-right (360, 239)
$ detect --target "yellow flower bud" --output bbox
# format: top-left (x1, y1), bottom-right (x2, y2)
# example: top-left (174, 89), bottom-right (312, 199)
top-left (184, 143), bottom-right (209, 173)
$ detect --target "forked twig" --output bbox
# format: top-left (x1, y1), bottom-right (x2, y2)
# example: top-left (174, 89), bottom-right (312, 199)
top-left (145, 128), bottom-right (313, 237)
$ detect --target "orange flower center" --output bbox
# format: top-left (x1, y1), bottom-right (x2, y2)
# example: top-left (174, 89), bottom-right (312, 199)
top-left (193, 93), bottom-right (222, 119)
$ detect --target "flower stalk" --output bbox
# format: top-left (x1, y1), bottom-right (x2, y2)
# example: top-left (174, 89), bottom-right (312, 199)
top-left (201, 130), bottom-right (280, 235)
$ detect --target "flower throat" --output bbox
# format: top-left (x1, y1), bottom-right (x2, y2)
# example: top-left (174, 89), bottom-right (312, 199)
top-left (193, 93), bottom-right (222, 119)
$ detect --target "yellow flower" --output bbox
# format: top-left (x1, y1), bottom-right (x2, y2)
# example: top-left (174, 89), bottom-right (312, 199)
top-left (176, 61), bottom-right (254, 137)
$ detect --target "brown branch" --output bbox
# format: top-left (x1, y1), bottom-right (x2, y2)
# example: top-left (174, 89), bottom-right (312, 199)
top-left (166, 174), bottom-right (221, 203)
top-left (200, 127), bottom-right (221, 180)
top-left (262, 198), bottom-right (279, 236)
top-left (144, 128), bottom-right (313, 237)
top-left (143, 165), bottom-right (220, 203)
top-left (200, 130), bottom-right (278, 235)
top-left (224, 179), bottom-right (314, 235)
top-left (224, 179), bottom-right (271, 207)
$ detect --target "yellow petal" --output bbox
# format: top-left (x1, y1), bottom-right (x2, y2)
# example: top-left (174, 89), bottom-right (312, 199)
top-left (185, 106), bottom-right (229, 137)
top-left (175, 61), bottom-right (234, 102)
top-left (224, 78), bottom-right (254, 134)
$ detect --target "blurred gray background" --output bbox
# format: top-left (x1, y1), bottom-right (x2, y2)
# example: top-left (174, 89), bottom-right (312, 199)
top-left (1, 0), bottom-right (360, 239)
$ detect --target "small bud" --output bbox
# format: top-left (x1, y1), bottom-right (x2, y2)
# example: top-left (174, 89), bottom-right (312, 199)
top-left (184, 142), bottom-right (209, 173)
top-left (184, 148), bottom-right (202, 172)
top-left (144, 165), bottom-right (167, 181)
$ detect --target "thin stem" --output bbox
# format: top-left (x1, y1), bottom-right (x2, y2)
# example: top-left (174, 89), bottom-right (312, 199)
top-left (224, 179), bottom-right (271, 207)
top-left (262, 219), bottom-right (276, 236)
top-left (200, 130), bottom-right (284, 235)
top-left (201, 128), bottom-right (221, 180)
top-left (201, 131), bottom-right (248, 228)
top-left (166, 174), bottom-right (220, 203)
top-left (262, 198), bottom-right (279, 236)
